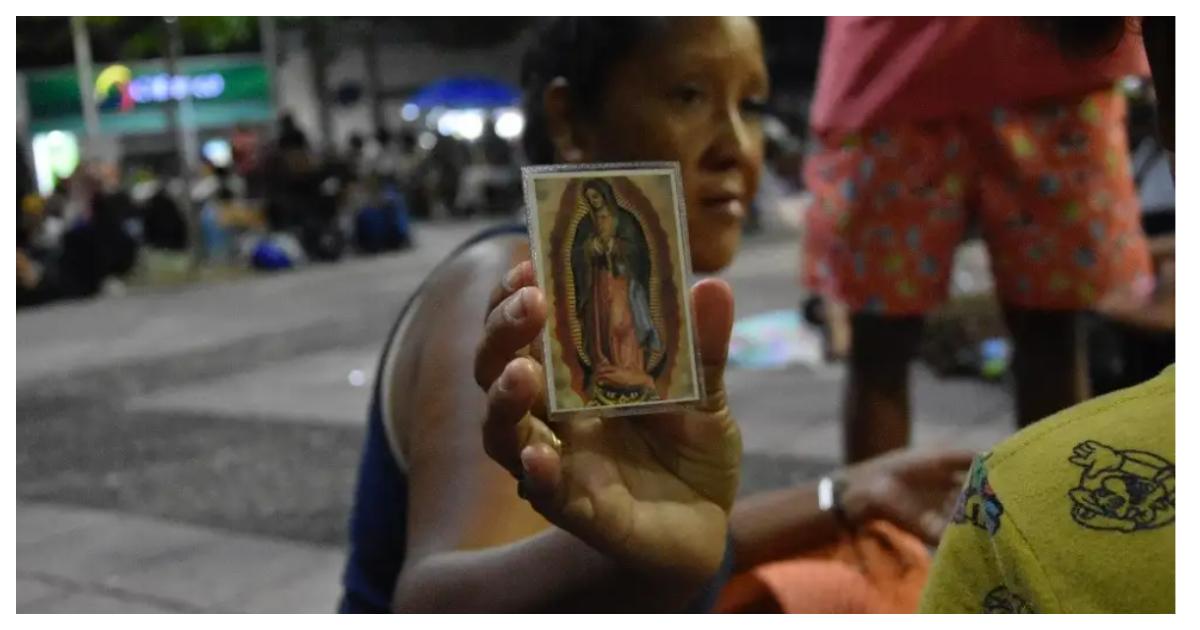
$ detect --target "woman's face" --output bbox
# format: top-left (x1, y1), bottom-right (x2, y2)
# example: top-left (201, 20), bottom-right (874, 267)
top-left (554, 17), bottom-right (769, 273)
top-left (585, 186), bottom-right (607, 210)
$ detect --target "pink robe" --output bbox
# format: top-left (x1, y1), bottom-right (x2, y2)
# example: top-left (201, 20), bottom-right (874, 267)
top-left (592, 269), bottom-right (646, 376)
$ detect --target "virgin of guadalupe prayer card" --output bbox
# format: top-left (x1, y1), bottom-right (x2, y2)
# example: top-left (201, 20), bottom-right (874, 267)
top-left (522, 162), bottom-right (703, 419)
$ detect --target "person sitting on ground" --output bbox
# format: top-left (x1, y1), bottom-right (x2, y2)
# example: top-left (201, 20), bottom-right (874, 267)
top-left (54, 178), bottom-right (139, 298)
top-left (340, 17), bottom-right (973, 614)
top-left (17, 195), bottom-right (66, 308)
top-left (142, 179), bottom-right (190, 253)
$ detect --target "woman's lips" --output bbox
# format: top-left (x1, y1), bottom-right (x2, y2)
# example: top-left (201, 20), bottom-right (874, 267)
top-left (697, 197), bottom-right (746, 221)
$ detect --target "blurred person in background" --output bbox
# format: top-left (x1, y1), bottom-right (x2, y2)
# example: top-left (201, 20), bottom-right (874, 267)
top-left (454, 143), bottom-right (493, 217)
top-left (921, 16), bottom-right (1174, 613)
top-left (76, 169), bottom-right (139, 292)
top-left (18, 143), bottom-right (34, 203)
top-left (21, 168), bottom-right (140, 304)
top-left (28, 182), bottom-right (71, 254)
top-left (263, 113), bottom-right (318, 235)
top-left (801, 17), bottom-right (1153, 464)
top-left (231, 123), bottom-right (263, 199)
top-left (346, 133), bottom-right (368, 184)
top-left (426, 135), bottom-right (471, 218)
top-left (352, 175), bottom-right (412, 255)
top-left (130, 169), bottom-right (192, 280)
top-left (301, 147), bottom-right (350, 262)
top-left (277, 112), bottom-right (309, 153)
top-left (141, 176), bottom-right (190, 254)
top-left (17, 194), bottom-right (65, 308)
top-left (340, 17), bottom-right (972, 615)
top-left (394, 131), bottom-right (425, 217)
top-left (200, 181), bottom-right (238, 264)
top-left (362, 128), bottom-right (403, 188)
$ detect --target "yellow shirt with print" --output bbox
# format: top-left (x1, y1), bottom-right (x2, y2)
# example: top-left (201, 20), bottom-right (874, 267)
top-left (921, 365), bottom-right (1175, 614)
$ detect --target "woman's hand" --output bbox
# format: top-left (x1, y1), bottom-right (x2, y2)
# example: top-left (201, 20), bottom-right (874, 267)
top-left (839, 448), bottom-right (976, 546)
top-left (474, 260), bottom-right (742, 587)
top-left (588, 237), bottom-right (607, 256)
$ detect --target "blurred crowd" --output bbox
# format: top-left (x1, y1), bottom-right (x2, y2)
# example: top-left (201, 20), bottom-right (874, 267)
top-left (15, 110), bottom-right (527, 309)
top-left (16, 105), bottom-right (808, 310)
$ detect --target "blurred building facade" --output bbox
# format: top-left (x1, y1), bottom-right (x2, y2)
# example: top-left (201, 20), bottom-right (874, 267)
top-left (274, 20), bottom-right (538, 150)
top-left (15, 17), bottom-right (826, 191)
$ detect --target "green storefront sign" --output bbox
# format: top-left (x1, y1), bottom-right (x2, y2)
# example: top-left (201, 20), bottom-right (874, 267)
top-left (25, 55), bottom-right (273, 135)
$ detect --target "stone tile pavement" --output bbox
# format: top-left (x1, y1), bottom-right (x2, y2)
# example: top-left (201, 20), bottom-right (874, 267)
top-left (16, 219), bottom-right (1018, 613)
top-left (17, 504), bottom-right (341, 613)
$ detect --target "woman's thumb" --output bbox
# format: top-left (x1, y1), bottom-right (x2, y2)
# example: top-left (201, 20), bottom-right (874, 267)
top-left (690, 278), bottom-right (735, 404)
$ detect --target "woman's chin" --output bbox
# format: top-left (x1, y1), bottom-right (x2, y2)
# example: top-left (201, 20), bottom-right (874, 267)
top-left (690, 234), bottom-right (741, 275)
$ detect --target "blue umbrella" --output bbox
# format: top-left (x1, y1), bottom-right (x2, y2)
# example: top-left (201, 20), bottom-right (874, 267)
top-left (408, 77), bottom-right (520, 110)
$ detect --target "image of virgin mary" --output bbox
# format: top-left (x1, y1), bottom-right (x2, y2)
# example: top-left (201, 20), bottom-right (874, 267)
top-left (570, 178), bottom-right (664, 405)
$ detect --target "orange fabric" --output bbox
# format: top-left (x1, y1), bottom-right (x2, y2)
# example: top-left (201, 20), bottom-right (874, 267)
top-left (714, 521), bottom-right (931, 614)
top-left (803, 88), bottom-right (1152, 316)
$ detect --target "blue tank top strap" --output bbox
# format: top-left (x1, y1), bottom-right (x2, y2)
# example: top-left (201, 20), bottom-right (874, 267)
top-left (340, 222), bottom-right (525, 614)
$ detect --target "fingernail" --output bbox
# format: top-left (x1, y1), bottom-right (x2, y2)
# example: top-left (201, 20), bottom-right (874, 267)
top-left (503, 288), bottom-right (528, 323)
top-left (502, 264), bottom-right (523, 293)
top-left (520, 445), bottom-right (536, 472)
top-left (497, 361), bottom-right (518, 392)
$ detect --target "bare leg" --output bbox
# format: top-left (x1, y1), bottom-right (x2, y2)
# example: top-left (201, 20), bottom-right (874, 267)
top-left (802, 296), bottom-right (853, 362)
top-left (843, 314), bottom-right (925, 464)
top-left (1003, 308), bottom-right (1089, 429)
top-left (826, 300), bottom-right (853, 362)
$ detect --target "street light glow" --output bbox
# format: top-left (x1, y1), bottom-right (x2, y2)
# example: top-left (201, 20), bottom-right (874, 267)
top-left (494, 111), bottom-right (524, 140)
top-left (457, 111), bottom-right (485, 141)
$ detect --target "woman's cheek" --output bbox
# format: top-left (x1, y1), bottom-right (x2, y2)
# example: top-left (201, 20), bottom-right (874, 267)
top-left (686, 215), bottom-right (741, 274)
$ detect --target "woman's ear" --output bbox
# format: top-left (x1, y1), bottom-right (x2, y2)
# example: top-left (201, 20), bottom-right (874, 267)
top-left (543, 78), bottom-right (585, 163)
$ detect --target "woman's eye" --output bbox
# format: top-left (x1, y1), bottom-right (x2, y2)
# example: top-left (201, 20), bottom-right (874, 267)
top-left (668, 86), bottom-right (704, 106)
top-left (741, 97), bottom-right (770, 118)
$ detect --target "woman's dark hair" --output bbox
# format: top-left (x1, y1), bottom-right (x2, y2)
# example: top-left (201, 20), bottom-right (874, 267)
top-left (1026, 17), bottom-right (1140, 58)
top-left (519, 18), bottom-right (669, 165)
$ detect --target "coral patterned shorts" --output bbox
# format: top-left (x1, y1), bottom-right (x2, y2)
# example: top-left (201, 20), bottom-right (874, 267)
top-left (803, 88), bottom-right (1152, 316)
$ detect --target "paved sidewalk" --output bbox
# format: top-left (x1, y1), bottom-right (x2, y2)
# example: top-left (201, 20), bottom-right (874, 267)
top-left (15, 221), bottom-right (502, 387)
top-left (16, 217), bottom-right (1017, 613)
top-left (17, 503), bottom-right (342, 614)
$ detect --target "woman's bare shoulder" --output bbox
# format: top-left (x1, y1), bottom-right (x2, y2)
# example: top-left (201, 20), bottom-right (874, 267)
top-left (384, 233), bottom-right (528, 456)
top-left (421, 234), bottom-right (527, 314)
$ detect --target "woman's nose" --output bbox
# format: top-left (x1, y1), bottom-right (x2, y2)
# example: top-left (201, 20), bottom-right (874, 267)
top-left (705, 106), bottom-right (755, 172)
